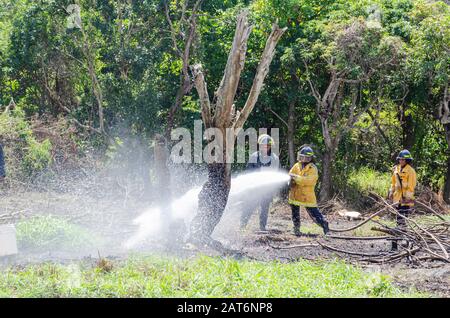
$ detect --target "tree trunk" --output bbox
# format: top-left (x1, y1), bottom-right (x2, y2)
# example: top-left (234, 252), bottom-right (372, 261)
top-left (154, 134), bottom-right (171, 205)
top-left (80, 27), bottom-right (105, 134)
top-left (443, 124), bottom-right (450, 203)
top-left (440, 84), bottom-right (450, 203)
top-left (166, 77), bottom-right (191, 139)
top-left (319, 149), bottom-right (336, 202)
top-left (190, 162), bottom-right (231, 238)
top-left (398, 105), bottom-right (415, 150)
top-left (287, 101), bottom-right (296, 167)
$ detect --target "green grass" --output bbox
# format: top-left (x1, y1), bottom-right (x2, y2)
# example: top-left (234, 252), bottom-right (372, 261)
top-left (16, 215), bottom-right (104, 252)
top-left (347, 168), bottom-right (391, 197)
top-left (350, 218), bottom-right (396, 237)
top-left (413, 214), bottom-right (450, 224)
top-left (0, 256), bottom-right (426, 298)
top-left (341, 168), bottom-right (391, 209)
top-left (299, 223), bottom-right (323, 235)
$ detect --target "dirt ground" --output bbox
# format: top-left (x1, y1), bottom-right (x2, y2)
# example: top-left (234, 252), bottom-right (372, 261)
top-left (1, 191), bottom-right (449, 297)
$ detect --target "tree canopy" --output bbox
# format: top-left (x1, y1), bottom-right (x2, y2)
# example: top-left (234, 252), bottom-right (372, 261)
top-left (1, 0), bottom-right (449, 201)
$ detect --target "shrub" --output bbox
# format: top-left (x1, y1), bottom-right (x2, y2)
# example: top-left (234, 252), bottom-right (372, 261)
top-left (0, 108), bottom-right (53, 180)
top-left (16, 215), bottom-right (103, 252)
top-left (341, 167), bottom-right (391, 209)
top-left (22, 139), bottom-right (52, 176)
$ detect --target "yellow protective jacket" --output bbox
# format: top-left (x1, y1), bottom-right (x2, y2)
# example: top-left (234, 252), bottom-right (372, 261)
top-left (390, 164), bottom-right (417, 206)
top-left (288, 162), bottom-right (318, 207)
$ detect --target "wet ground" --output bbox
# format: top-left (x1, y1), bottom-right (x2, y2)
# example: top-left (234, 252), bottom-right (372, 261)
top-left (222, 202), bottom-right (450, 297)
top-left (1, 191), bottom-right (449, 297)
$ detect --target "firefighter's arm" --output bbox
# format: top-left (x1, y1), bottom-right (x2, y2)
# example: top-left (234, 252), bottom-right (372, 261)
top-left (288, 164), bottom-right (299, 184)
top-left (293, 167), bottom-right (318, 186)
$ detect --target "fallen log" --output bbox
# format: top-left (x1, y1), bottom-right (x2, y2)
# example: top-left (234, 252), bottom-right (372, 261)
top-left (325, 234), bottom-right (399, 241)
top-left (316, 241), bottom-right (384, 257)
top-left (268, 242), bottom-right (319, 249)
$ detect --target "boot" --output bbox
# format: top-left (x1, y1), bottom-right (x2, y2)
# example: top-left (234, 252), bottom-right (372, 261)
top-left (391, 241), bottom-right (398, 251)
top-left (187, 233), bottom-right (225, 251)
top-left (294, 227), bottom-right (301, 237)
top-left (322, 221), bottom-right (330, 235)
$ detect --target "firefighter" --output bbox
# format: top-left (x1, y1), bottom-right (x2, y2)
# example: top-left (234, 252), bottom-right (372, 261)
top-left (288, 146), bottom-right (329, 236)
top-left (240, 134), bottom-right (280, 231)
top-left (388, 149), bottom-right (417, 250)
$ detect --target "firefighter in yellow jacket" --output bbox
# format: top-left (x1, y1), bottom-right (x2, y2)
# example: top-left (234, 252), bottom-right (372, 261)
top-left (288, 146), bottom-right (329, 236)
top-left (388, 149), bottom-right (417, 249)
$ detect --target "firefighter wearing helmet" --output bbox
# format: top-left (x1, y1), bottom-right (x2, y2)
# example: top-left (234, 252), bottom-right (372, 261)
top-left (288, 146), bottom-right (329, 236)
top-left (388, 149), bottom-right (417, 250)
top-left (240, 134), bottom-right (280, 231)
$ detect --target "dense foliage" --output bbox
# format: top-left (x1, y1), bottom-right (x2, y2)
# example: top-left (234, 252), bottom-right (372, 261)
top-left (0, 0), bottom-right (449, 201)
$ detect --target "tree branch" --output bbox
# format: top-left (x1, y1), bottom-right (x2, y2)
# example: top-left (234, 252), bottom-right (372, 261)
top-left (301, 61), bottom-right (321, 106)
top-left (266, 107), bottom-right (288, 127)
top-left (233, 22), bottom-right (287, 130)
top-left (164, 1), bottom-right (183, 57)
top-left (214, 9), bottom-right (253, 127)
top-left (367, 108), bottom-right (394, 153)
top-left (192, 64), bottom-right (212, 128)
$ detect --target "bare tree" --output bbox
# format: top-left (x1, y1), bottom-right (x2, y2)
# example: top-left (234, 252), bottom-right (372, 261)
top-left (189, 10), bottom-right (286, 243)
top-left (306, 75), bottom-right (370, 201)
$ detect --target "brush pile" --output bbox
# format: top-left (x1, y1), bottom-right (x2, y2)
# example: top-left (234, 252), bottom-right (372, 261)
top-left (319, 192), bottom-right (450, 266)
top-left (415, 185), bottom-right (449, 215)
top-left (319, 195), bottom-right (346, 215)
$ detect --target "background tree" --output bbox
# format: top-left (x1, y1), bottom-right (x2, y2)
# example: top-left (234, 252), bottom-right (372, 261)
top-left (164, 0), bottom-right (203, 138)
top-left (409, 1), bottom-right (450, 201)
top-left (298, 17), bottom-right (403, 200)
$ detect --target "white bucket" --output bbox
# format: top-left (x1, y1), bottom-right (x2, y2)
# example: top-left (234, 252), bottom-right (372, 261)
top-left (0, 224), bottom-right (18, 257)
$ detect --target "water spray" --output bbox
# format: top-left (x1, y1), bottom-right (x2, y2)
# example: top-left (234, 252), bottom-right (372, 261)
top-left (124, 170), bottom-right (290, 249)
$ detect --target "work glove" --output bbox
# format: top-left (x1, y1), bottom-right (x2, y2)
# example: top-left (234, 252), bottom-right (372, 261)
top-left (294, 176), bottom-right (303, 185)
top-left (289, 173), bottom-right (302, 184)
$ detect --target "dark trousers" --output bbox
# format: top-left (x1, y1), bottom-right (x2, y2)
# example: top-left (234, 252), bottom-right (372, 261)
top-left (392, 205), bottom-right (412, 250)
top-left (241, 198), bottom-right (272, 230)
top-left (291, 205), bottom-right (327, 229)
top-left (396, 205), bottom-right (411, 228)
